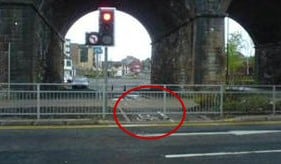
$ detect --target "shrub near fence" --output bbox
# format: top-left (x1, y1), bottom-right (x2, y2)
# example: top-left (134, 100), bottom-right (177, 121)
top-left (223, 86), bottom-right (279, 114)
top-left (223, 94), bottom-right (272, 114)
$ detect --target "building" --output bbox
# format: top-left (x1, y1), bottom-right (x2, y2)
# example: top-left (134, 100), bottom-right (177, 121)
top-left (101, 61), bottom-right (123, 77)
top-left (71, 44), bottom-right (96, 72)
top-left (64, 39), bottom-right (71, 58)
top-left (121, 56), bottom-right (142, 76)
top-left (64, 59), bottom-right (73, 82)
top-left (63, 39), bottom-right (74, 82)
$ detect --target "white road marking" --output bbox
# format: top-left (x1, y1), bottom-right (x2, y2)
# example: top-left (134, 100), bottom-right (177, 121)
top-left (229, 130), bottom-right (281, 136)
top-left (165, 149), bottom-right (281, 158)
top-left (138, 130), bottom-right (281, 137)
top-left (139, 132), bottom-right (229, 137)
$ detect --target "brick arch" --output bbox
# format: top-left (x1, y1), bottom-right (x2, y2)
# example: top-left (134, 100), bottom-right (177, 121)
top-left (3, 0), bottom-right (280, 84)
top-left (227, 0), bottom-right (281, 45)
top-left (49, 0), bottom-right (190, 42)
top-left (227, 0), bottom-right (281, 84)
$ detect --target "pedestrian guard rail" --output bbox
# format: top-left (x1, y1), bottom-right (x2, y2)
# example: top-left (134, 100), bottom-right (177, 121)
top-left (0, 83), bottom-right (280, 120)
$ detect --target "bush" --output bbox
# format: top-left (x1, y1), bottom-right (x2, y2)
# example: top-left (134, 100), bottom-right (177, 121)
top-left (193, 94), bottom-right (220, 108)
top-left (276, 101), bottom-right (281, 111)
top-left (223, 95), bottom-right (272, 113)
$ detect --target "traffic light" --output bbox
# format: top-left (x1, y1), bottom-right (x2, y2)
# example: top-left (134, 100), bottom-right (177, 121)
top-left (85, 32), bottom-right (100, 46)
top-left (99, 8), bottom-right (115, 46)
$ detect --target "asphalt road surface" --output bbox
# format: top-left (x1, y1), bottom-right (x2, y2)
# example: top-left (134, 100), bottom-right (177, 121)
top-left (1, 124), bottom-right (281, 164)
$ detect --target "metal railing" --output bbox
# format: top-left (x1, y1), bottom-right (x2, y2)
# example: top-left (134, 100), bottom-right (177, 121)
top-left (0, 83), bottom-right (280, 121)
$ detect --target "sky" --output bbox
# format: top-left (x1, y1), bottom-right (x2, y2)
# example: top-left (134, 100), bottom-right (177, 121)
top-left (225, 17), bottom-right (255, 57)
top-left (66, 10), bottom-right (151, 61)
top-left (65, 11), bottom-right (255, 61)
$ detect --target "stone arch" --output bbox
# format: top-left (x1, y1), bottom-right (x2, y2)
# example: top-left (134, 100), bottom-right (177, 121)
top-left (227, 0), bottom-right (281, 84)
top-left (49, 0), bottom-right (190, 42)
top-left (2, 0), bottom-right (281, 84)
top-left (227, 0), bottom-right (281, 45)
top-left (47, 0), bottom-right (194, 84)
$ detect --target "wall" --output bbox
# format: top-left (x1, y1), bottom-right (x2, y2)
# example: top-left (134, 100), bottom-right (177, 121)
top-left (0, 2), bottom-right (63, 83)
top-left (0, 0), bottom-right (227, 84)
top-left (0, 4), bottom-right (46, 83)
top-left (194, 17), bottom-right (225, 84)
top-left (151, 23), bottom-right (194, 84)
top-left (151, 0), bottom-right (226, 84)
top-left (256, 43), bottom-right (281, 84)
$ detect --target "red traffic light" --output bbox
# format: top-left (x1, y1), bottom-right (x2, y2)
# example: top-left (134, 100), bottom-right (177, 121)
top-left (102, 12), bottom-right (113, 22)
top-left (100, 8), bottom-right (114, 23)
top-left (99, 7), bottom-right (115, 46)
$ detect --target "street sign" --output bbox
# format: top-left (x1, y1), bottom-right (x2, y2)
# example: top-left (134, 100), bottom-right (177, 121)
top-left (94, 47), bottom-right (103, 54)
top-left (85, 32), bottom-right (100, 45)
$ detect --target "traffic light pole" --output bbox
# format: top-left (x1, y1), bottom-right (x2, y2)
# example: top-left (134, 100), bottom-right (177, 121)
top-left (102, 46), bottom-right (108, 119)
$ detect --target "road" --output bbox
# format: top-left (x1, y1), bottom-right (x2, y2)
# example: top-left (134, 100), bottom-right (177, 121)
top-left (0, 124), bottom-right (281, 164)
top-left (89, 78), bottom-right (150, 90)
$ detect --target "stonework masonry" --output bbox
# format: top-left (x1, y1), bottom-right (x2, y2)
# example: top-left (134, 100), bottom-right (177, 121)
top-left (0, 1), bottom-right (63, 83)
top-left (151, 0), bottom-right (226, 84)
top-left (0, 5), bottom-right (40, 83)
top-left (255, 43), bottom-right (281, 84)
top-left (151, 22), bottom-right (194, 84)
top-left (194, 17), bottom-right (225, 84)
top-left (1, 0), bottom-right (281, 84)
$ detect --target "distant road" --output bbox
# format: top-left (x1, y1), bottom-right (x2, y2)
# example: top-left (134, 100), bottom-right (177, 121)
top-left (1, 124), bottom-right (281, 164)
top-left (89, 77), bottom-right (150, 90)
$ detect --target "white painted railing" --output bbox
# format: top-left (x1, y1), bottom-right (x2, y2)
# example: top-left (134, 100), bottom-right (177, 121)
top-left (0, 83), bottom-right (280, 121)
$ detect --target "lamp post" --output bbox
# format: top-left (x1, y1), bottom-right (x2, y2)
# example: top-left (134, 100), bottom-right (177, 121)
top-left (7, 21), bottom-right (18, 98)
top-left (226, 17), bottom-right (230, 84)
top-left (241, 39), bottom-right (254, 76)
top-left (8, 42), bottom-right (11, 99)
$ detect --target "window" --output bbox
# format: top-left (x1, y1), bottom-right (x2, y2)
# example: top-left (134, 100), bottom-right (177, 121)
top-left (80, 47), bottom-right (88, 62)
top-left (66, 60), bottom-right (72, 67)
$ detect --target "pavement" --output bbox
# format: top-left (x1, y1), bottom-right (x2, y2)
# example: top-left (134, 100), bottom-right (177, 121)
top-left (1, 114), bottom-right (281, 127)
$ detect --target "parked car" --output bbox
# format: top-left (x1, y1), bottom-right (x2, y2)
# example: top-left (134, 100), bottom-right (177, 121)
top-left (71, 77), bottom-right (89, 89)
top-left (64, 75), bottom-right (73, 83)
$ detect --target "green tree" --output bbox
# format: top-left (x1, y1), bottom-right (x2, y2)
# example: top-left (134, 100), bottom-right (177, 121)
top-left (227, 32), bottom-right (244, 75)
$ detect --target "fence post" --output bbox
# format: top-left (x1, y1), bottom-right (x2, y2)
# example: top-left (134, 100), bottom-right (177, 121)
top-left (272, 85), bottom-right (276, 115)
top-left (220, 85), bottom-right (224, 117)
top-left (36, 84), bottom-right (40, 120)
top-left (163, 85), bottom-right (167, 114)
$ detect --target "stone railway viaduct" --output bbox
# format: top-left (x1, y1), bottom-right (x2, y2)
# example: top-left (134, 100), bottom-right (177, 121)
top-left (0, 0), bottom-right (281, 84)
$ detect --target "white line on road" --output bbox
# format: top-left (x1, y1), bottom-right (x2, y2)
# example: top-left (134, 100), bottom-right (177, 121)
top-left (165, 149), bottom-right (281, 158)
top-left (229, 130), bottom-right (281, 136)
top-left (138, 130), bottom-right (281, 137)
